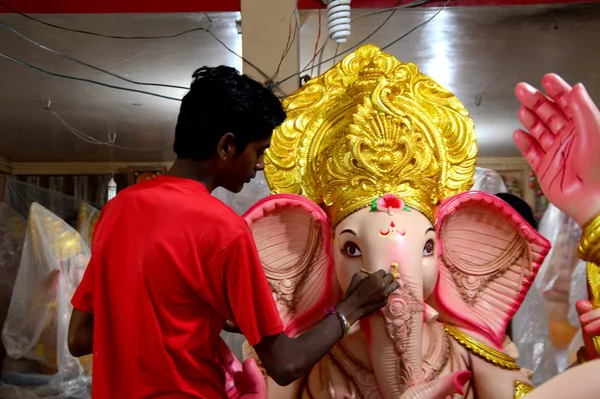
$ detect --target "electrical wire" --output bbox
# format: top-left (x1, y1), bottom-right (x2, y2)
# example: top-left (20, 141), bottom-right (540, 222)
top-left (0, 19), bottom-right (190, 90)
top-left (382, 0), bottom-right (450, 50)
top-left (0, 0), bottom-right (276, 90)
top-left (278, 0), bottom-right (442, 86)
top-left (43, 102), bottom-right (171, 151)
top-left (310, 6), bottom-right (323, 77)
top-left (0, 52), bottom-right (183, 101)
top-left (311, 0), bottom-right (430, 76)
top-left (0, 0), bottom-right (208, 40)
top-left (269, 1), bottom-right (300, 83)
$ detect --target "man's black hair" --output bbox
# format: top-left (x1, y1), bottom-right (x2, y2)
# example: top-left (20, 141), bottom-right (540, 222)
top-left (495, 192), bottom-right (538, 230)
top-left (173, 66), bottom-right (286, 161)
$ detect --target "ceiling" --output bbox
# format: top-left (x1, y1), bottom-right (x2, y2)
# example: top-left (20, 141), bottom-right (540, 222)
top-left (4, 0), bottom-right (598, 13)
top-left (0, 3), bottom-right (599, 163)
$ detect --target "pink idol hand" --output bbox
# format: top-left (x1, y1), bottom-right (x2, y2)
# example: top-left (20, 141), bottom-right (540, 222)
top-left (576, 300), bottom-right (600, 361)
top-left (513, 73), bottom-right (600, 227)
top-left (218, 338), bottom-right (267, 399)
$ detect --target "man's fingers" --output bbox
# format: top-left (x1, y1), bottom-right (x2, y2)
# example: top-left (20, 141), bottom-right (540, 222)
top-left (382, 272), bottom-right (395, 286)
top-left (373, 269), bottom-right (387, 279)
top-left (513, 129), bottom-right (544, 172)
top-left (515, 82), bottom-right (568, 136)
top-left (383, 280), bottom-right (400, 297)
top-left (542, 73), bottom-right (574, 120)
top-left (347, 271), bottom-right (366, 292)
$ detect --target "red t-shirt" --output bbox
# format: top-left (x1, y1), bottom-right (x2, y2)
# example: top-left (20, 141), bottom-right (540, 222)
top-left (72, 175), bottom-right (283, 399)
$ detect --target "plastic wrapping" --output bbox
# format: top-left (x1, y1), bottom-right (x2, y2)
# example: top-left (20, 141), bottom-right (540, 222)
top-left (513, 203), bottom-right (589, 384)
top-left (3, 178), bottom-right (101, 229)
top-left (1, 203), bottom-right (91, 398)
top-left (0, 203), bottom-right (27, 370)
top-left (76, 203), bottom-right (100, 248)
top-left (472, 167), bottom-right (508, 193)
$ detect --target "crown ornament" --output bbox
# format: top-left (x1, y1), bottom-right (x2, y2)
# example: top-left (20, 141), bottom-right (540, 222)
top-left (265, 44), bottom-right (477, 227)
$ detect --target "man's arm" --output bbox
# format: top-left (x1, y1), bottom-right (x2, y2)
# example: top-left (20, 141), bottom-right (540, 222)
top-left (68, 308), bottom-right (94, 357)
top-left (252, 271), bottom-right (397, 386)
top-left (207, 231), bottom-right (398, 387)
top-left (253, 314), bottom-right (345, 386)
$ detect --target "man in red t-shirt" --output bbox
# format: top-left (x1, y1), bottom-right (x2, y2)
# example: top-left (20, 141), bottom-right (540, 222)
top-left (68, 66), bottom-right (398, 399)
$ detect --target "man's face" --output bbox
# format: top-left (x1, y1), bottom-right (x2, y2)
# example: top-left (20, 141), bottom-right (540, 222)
top-left (220, 136), bottom-right (271, 193)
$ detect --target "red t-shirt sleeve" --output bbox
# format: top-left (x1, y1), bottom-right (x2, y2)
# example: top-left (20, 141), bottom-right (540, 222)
top-left (71, 205), bottom-right (109, 315)
top-left (210, 231), bottom-right (284, 346)
top-left (72, 256), bottom-right (95, 314)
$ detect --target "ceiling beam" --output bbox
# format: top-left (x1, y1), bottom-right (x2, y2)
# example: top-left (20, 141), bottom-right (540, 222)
top-left (0, 157), bottom-right (13, 174)
top-left (1, 0), bottom-right (598, 14)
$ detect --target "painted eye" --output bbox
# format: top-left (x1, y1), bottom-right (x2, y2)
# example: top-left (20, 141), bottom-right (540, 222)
top-left (423, 239), bottom-right (435, 257)
top-left (343, 242), bottom-right (362, 258)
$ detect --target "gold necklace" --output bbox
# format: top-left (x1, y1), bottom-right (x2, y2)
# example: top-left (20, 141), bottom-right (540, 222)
top-left (444, 324), bottom-right (519, 370)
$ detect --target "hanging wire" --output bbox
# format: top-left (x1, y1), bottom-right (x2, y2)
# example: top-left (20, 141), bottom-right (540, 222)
top-left (277, 0), bottom-right (447, 86)
top-left (309, 5), bottom-right (323, 77)
top-left (0, 19), bottom-right (189, 90)
top-left (43, 100), bottom-right (171, 151)
top-left (269, 0), bottom-right (300, 82)
top-left (3, 53), bottom-right (183, 101)
top-left (0, 0), bottom-right (276, 91)
top-left (309, 0), bottom-right (431, 77)
top-left (381, 1), bottom-right (450, 50)
top-left (0, 0), bottom-right (207, 40)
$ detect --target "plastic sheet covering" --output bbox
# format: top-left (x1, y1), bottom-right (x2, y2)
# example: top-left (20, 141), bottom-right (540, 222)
top-left (1, 203), bottom-right (91, 398)
top-left (472, 167), bottom-right (508, 193)
top-left (4, 178), bottom-right (101, 230)
top-left (0, 203), bottom-right (27, 368)
top-left (76, 203), bottom-right (100, 248)
top-left (513, 203), bottom-right (588, 384)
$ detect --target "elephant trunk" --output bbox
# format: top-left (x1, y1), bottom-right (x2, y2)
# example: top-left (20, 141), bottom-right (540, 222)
top-left (362, 267), bottom-right (425, 399)
top-left (399, 370), bottom-right (472, 399)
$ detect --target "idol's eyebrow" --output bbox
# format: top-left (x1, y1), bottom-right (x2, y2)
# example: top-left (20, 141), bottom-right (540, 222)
top-left (340, 229), bottom-right (357, 236)
top-left (425, 227), bottom-right (435, 234)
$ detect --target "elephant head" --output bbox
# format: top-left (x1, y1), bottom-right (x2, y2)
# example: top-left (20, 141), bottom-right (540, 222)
top-left (243, 190), bottom-right (549, 398)
top-left (242, 44), bottom-right (551, 398)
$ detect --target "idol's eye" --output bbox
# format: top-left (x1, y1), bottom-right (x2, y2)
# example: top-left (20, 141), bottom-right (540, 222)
top-left (342, 242), bottom-right (362, 258)
top-left (423, 239), bottom-right (435, 257)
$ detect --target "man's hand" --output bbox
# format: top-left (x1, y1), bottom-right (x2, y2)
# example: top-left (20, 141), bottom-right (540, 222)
top-left (513, 73), bottom-right (600, 227)
top-left (336, 270), bottom-right (399, 325)
top-left (576, 300), bottom-right (600, 361)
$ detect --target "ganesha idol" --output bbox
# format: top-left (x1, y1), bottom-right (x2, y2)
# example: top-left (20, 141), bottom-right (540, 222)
top-left (2, 203), bottom-right (91, 389)
top-left (239, 44), bottom-right (551, 399)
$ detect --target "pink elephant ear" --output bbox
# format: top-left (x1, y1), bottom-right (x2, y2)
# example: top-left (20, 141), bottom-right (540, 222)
top-left (431, 191), bottom-right (551, 349)
top-left (243, 194), bottom-right (338, 338)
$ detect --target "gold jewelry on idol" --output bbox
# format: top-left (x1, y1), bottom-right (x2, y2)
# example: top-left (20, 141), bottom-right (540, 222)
top-left (264, 44), bottom-right (477, 227)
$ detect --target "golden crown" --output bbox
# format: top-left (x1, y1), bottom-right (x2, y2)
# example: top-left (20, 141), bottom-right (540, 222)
top-left (265, 44), bottom-right (477, 227)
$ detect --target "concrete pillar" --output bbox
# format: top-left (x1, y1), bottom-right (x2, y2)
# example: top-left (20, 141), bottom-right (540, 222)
top-left (240, 0), bottom-right (301, 96)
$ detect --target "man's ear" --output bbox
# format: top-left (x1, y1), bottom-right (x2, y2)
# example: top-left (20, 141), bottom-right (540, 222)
top-left (216, 133), bottom-right (237, 161)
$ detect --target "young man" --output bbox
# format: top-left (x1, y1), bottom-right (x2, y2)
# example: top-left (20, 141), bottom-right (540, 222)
top-left (67, 66), bottom-right (399, 399)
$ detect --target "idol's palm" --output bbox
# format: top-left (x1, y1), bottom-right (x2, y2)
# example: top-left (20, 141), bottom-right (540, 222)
top-left (513, 73), bottom-right (600, 227)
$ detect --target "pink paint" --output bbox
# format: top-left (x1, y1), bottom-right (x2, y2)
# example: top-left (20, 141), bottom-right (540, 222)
top-left (431, 191), bottom-right (551, 348)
